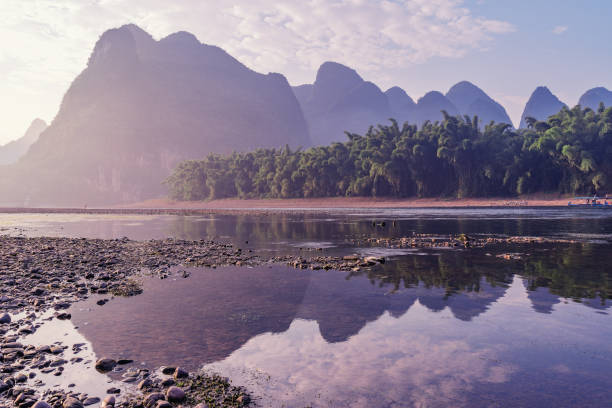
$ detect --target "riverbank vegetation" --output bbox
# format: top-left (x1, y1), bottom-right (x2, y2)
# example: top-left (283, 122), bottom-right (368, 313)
top-left (166, 104), bottom-right (612, 200)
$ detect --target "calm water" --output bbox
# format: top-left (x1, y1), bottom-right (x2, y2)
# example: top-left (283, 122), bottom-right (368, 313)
top-left (4, 208), bottom-right (612, 407)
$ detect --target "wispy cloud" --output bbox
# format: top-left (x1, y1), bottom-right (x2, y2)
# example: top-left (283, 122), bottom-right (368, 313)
top-left (0, 0), bottom-right (514, 142)
top-left (552, 25), bottom-right (568, 35)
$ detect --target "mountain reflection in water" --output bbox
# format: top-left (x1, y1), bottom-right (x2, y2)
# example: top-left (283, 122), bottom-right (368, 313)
top-left (67, 244), bottom-right (612, 407)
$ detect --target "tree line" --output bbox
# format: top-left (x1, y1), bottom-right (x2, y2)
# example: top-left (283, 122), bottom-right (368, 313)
top-left (165, 104), bottom-right (612, 200)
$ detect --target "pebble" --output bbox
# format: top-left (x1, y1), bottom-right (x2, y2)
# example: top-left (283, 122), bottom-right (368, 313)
top-left (173, 367), bottom-right (188, 379)
top-left (143, 392), bottom-right (165, 408)
top-left (62, 397), bottom-right (84, 408)
top-left (160, 366), bottom-right (176, 375)
top-left (0, 314), bottom-right (10, 324)
top-left (137, 379), bottom-right (152, 390)
top-left (101, 396), bottom-right (115, 408)
top-left (160, 378), bottom-right (175, 387)
top-left (165, 386), bottom-right (186, 402)
top-left (14, 373), bottom-right (27, 383)
top-left (95, 358), bottom-right (117, 372)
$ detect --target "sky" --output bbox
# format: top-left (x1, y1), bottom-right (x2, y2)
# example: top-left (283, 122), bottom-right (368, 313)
top-left (1, 0), bottom-right (611, 144)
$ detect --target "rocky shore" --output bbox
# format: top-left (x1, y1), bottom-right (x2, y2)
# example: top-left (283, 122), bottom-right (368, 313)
top-left (0, 233), bottom-right (581, 408)
top-left (0, 236), bottom-right (267, 408)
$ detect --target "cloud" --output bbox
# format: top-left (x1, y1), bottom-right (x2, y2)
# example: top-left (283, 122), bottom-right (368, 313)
top-left (552, 25), bottom-right (568, 35)
top-left (0, 0), bottom-right (513, 142)
top-left (205, 311), bottom-right (516, 407)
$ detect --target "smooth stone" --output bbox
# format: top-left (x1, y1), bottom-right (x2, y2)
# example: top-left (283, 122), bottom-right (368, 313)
top-left (160, 366), bottom-right (175, 375)
top-left (14, 373), bottom-right (27, 383)
top-left (83, 398), bottom-right (100, 406)
top-left (173, 367), bottom-right (188, 379)
top-left (49, 346), bottom-right (63, 354)
top-left (106, 388), bottom-right (120, 395)
top-left (0, 314), bottom-right (10, 324)
top-left (143, 393), bottom-right (164, 408)
top-left (0, 381), bottom-right (11, 393)
top-left (32, 401), bottom-right (52, 408)
top-left (1, 342), bottom-right (22, 349)
top-left (100, 396), bottom-right (115, 408)
top-left (165, 387), bottom-right (185, 403)
top-left (95, 359), bottom-right (116, 372)
top-left (160, 378), bottom-right (174, 387)
top-left (155, 401), bottom-right (172, 408)
top-left (63, 397), bottom-right (84, 408)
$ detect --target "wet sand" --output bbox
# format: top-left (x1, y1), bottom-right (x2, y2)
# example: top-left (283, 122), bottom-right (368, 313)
top-left (121, 195), bottom-right (570, 210)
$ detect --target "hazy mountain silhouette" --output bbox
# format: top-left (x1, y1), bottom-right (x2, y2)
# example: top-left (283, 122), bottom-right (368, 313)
top-left (578, 87), bottom-right (612, 110)
top-left (385, 86), bottom-right (416, 122)
top-left (294, 62), bottom-right (392, 145)
top-left (519, 86), bottom-right (566, 128)
top-left (0, 24), bottom-right (310, 206)
top-left (411, 91), bottom-right (459, 126)
top-left (293, 63), bottom-right (501, 144)
top-left (446, 81), bottom-right (512, 127)
top-left (0, 119), bottom-right (47, 165)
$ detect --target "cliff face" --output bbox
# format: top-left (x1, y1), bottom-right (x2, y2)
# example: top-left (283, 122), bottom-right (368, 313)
top-left (1, 24), bottom-right (310, 206)
top-left (0, 119), bottom-right (47, 165)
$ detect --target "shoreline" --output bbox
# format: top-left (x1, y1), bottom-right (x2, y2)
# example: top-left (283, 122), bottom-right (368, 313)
top-left (122, 195), bottom-right (571, 209)
top-left (0, 195), bottom-right (573, 215)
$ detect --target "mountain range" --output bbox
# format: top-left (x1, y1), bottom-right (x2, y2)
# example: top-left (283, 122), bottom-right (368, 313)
top-left (292, 63), bottom-right (512, 144)
top-left (1, 24), bottom-right (611, 205)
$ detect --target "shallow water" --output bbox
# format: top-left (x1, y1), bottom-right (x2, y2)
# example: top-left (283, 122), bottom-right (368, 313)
top-left (2, 208), bottom-right (612, 407)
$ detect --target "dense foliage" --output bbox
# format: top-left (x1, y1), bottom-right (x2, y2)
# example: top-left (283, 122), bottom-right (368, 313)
top-left (165, 104), bottom-right (612, 200)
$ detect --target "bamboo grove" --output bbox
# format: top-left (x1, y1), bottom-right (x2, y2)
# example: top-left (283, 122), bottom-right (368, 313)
top-left (165, 104), bottom-right (612, 200)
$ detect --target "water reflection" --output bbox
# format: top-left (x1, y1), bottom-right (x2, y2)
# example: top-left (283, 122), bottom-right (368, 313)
top-left (4, 210), bottom-right (612, 406)
top-left (62, 244), bottom-right (612, 407)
